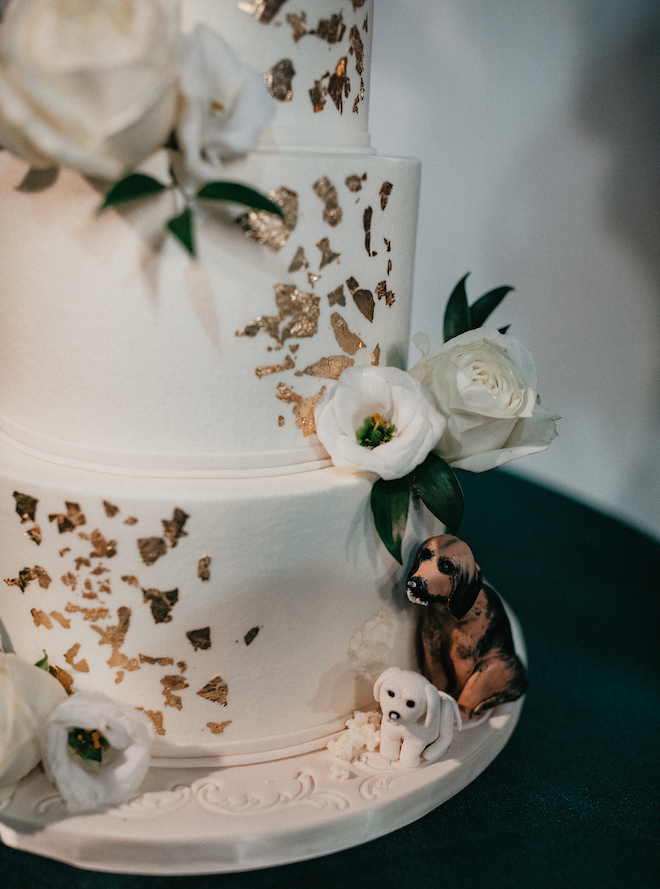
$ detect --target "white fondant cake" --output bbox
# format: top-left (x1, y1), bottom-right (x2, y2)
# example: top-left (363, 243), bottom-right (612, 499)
top-left (0, 0), bottom-right (432, 762)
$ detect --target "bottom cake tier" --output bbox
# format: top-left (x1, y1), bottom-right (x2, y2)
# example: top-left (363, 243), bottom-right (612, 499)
top-left (0, 435), bottom-right (438, 763)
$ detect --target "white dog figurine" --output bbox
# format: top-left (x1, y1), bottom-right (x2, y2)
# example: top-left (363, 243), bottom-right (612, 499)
top-left (374, 667), bottom-right (462, 768)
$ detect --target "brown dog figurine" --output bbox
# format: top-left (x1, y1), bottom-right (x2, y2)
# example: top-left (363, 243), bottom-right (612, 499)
top-left (406, 535), bottom-right (527, 722)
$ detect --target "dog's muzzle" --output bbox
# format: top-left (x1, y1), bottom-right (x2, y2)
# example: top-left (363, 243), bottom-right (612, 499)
top-left (406, 576), bottom-right (429, 606)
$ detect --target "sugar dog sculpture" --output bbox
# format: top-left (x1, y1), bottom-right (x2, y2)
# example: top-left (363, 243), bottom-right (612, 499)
top-left (406, 535), bottom-right (527, 722)
top-left (374, 666), bottom-right (461, 768)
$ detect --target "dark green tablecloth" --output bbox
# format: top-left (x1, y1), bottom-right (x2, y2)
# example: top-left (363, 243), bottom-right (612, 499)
top-left (2, 470), bottom-right (659, 888)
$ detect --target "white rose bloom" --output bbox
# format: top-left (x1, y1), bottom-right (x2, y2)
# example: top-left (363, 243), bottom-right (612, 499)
top-left (409, 328), bottom-right (559, 472)
top-left (177, 23), bottom-right (275, 182)
top-left (41, 691), bottom-right (153, 813)
top-left (0, 0), bottom-right (179, 179)
top-left (314, 365), bottom-right (446, 481)
top-left (0, 653), bottom-right (68, 800)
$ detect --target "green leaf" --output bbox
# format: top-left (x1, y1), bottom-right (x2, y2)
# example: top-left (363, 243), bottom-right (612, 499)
top-left (371, 475), bottom-right (411, 564)
top-left (101, 173), bottom-right (167, 209)
top-left (410, 453), bottom-right (464, 534)
top-left (498, 324), bottom-right (511, 335)
top-left (167, 207), bottom-right (195, 255)
top-left (35, 651), bottom-right (49, 671)
top-left (470, 285), bottom-right (513, 328)
top-left (443, 273), bottom-right (471, 342)
top-left (197, 181), bottom-right (284, 217)
top-left (68, 727), bottom-right (110, 763)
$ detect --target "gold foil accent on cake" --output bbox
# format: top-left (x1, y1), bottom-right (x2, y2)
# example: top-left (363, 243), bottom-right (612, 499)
top-left (384, 238), bottom-right (391, 252)
top-left (346, 277), bottom-right (375, 322)
top-left (237, 186), bottom-right (298, 252)
top-left (91, 564), bottom-right (109, 575)
top-left (138, 536), bottom-right (167, 566)
top-left (307, 272), bottom-right (321, 288)
top-left (66, 603), bottom-right (110, 622)
top-left (4, 565), bottom-right (52, 592)
top-left (313, 12), bottom-right (346, 44)
top-left (31, 608), bottom-right (53, 629)
top-left (13, 491), bottom-right (38, 523)
top-left (75, 557), bottom-right (91, 570)
top-left (363, 206), bottom-right (373, 255)
top-left (255, 354), bottom-right (296, 378)
top-left (49, 502), bottom-right (86, 534)
top-left (122, 575), bottom-right (140, 587)
top-left (49, 664), bottom-right (74, 695)
top-left (124, 516), bottom-right (139, 525)
top-left (162, 508), bottom-right (189, 548)
top-left (187, 627), bottom-right (211, 651)
top-left (207, 721), bottom-right (232, 734)
top-left (345, 173), bottom-right (366, 193)
top-left (265, 58), bottom-right (295, 101)
top-left (90, 529), bottom-right (117, 559)
top-left (327, 284), bottom-right (346, 307)
top-left (387, 258), bottom-right (392, 275)
top-left (161, 674), bottom-right (189, 710)
top-left (275, 382), bottom-right (326, 435)
top-left (237, 0), bottom-right (289, 23)
top-left (139, 654), bottom-right (174, 666)
top-left (278, 415), bottom-right (285, 426)
top-left (286, 11), bottom-right (307, 42)
top-left (50, 611), bottom-right (71, 629)
top-left (238, 284), bottom-right (320, 348)
top-left (244, 627), bottom-right (260, 646)
top-left (197, 676), bottom-right (229, 707)
top-left (313, 177), bottom-right (342, 226)
top-left (328, 57), bottom-right (350, 113)
top-left (371, 344), bottom-right (381, 366)
top-left (331, 312), bottom-right (366, 355)
top-left (103, 501), bottom-right (120, 518)
top-left (142, 588), bottom-right (179, 624)
top-left (288, 245), bottom-right (309, 272)
top-left (348, 24), bottom-right (365, 76)
top-left (59, 547), bottom-right (71, 557)
top-left (379, 181), bottom-right (393, 210)
top-left (137, 709), bottom-right (166, 735)
top-left (375, 280), bottom-right (395, 307)
top-left (198, 556), bottom-right (211, 582)
top-left (64, 643), bottom-right (89, 673)
top-left (115, 671), bottom-right (124, 684)
top-left (91, 606), bottom-right (131, 652)
top-left (309, 78), bottom-right (326, 112)
top-left (27, 525), bottom-right (42, 545)
top-left (317, 237), bottom-right (340, 269)
top-left (302, 356), bottom-right (354, 380)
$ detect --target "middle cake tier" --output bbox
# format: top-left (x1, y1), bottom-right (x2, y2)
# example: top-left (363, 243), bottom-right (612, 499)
top-left (0, 150), bottom-right (420, 474)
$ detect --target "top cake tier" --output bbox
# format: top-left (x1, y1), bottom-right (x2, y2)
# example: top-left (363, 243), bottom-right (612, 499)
top-left (182, 0), bottom-right (374, 153)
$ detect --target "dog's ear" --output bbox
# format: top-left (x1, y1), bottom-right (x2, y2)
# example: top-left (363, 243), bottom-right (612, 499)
top-left (424, 682), bottom-right (441, 729)
top-left (373, 666), bottom-right (402, 701)
top-left (448, 565), bottom-right (483, 619)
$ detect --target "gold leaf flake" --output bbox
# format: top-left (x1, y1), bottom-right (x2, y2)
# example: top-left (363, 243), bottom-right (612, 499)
top-left (275, 382), bottom-right (326, 435)
top-left (317, 237), bottom-right (340, 269)
top-left (289, 343), bottom-right (299, 353)
top-left (379, 181), bottom-right (393, 210)
top-left (49, 664), bottom-right (74, 695)
top-left (309, 78), bottom-right (327, 112)
top-left (207, 721), bottom-right (232, 734)
top-left (384, 238), bottom-right (391, 252)
top-left (288, 245), bottom-right (309, 272)
top-left (187, 627), bottom-right (211, 651)
top-left (108, 649), bottom-right (128, 668)
top-left (50, 611), bottom-right (71, 629)
top-left (124, 516), bottom-right (138, 526)
top-left (331, 312), bottom-right (366, 355)
top-left (162, 507), bottom-right (189, 548)
top-left (327, 284), bottom-right (346, 307)
top-left (49, 501), bottom-right (86, 534)
top-left (177, 661), bottom-right (187, 673)
top-left (121, 575), bottom-right (140, 587)
top-left (142, 588), bottom-right (178, 624)
top-left (197, 676), bottom-right (228, 707)
top-left (13, 491), bottom-right (38, 523)
top-left (75, 557), bottom-right (91, 570)
top-left (302, 355), bottom-right (354, 380)
top-left (124, 658), bottom-right (140, 672)
top-left (64, 643), bottom-right (89, 673)
top-left (313, 176), bottom-right (342, 226)
top-left (237, 0), bottom-right (288, 23)
top-left (240, 284), bottom-right (320, 346)
top-left (138, 536), bottom-right (167, 566)
top-left (371, 344), bottom-right (381, 366)
top-left (31, 608), bottom-right (53, 629)
top-left (59, 547), bottom-right (71, 557)
top-left (90, 529), bottom-right (117, 559)
top-left (327, 57), bottom-right (350, 113)
top-left (91, 564), bottom-right (109, 576)
top-left (4, 565), bottom-right (52, 592)
top-left (286, 11), bottom-right (307, 41)
top-left (103, 501), bottom-right (120, 518)
top-left (347, 277), bottom-right (375, 322)
top-left (345, 174), bottom-right (366, 193)
top-left (237, 186), bottom-right (298, 252)
top-left (139, 654), bottom-right (174, 666)
top-left (278, 415), bottom-right (285, 426)
top-left (312, 12), bottom-right (345, 44)
top-left (137, 709), bottom-right (166, 736)
top-left (61, 572), bottom-right (77, 591)
top-left (363, 205), bottom-right (373, 255)
top-left (244, 627), bottom-right (261, 645)
top-left (265, 58), bottom-right (295, 102)
top-left (255, 353), bottom-right (296, 378)
top-left (198, 556), bottom-right (211, 582)
top-left (307, 272), bottom-right (321, 288)
top-left (375, 280), bottom-right (395, 306)
top-left (26, 525), bottom-right (42, 545)
top-left (115, 671), bottom-right (124, 684)
top-left (161, 674), bottom-right (189, 710)
top-left (66, 603), bottom-right (110, 622)
top-left (387, 258), bottom-right (392, 275)
top-left (348, 24), bottom-right (365, 76)
top-left (91, 606), bottom-right (131, 651)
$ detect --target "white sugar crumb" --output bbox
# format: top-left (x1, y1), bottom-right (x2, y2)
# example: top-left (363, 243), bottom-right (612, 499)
top-left (348, 607), bottom-right (398, 681)
top-left (327, 710), bottom-right (382, 779)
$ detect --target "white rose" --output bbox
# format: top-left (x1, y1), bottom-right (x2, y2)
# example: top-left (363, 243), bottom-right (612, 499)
top-left (176, 23), bottom-right (275, 182)
top-left (314, 365), bottom-right (446, 481)
top-left (409, 328), bottom-right (559, 472)
top-left (0, 653), bottom-right (68, 800)
top-left (41, 691), bottom-right (153, 813)
top-left (0, 0), bottom-right (179, 179)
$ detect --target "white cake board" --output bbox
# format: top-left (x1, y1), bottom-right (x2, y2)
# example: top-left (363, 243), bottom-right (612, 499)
top-left (0, 605), bottom-right (526, 875)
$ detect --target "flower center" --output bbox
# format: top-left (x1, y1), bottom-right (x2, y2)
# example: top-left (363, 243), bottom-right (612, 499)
top-left (356, 413), bottom-right (396, 449)
top-left (68, 727), bottom-right (111, 763)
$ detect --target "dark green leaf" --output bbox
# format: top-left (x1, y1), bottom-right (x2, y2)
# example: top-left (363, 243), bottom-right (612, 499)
top-left (101, 173), bottom-right (167, 209)
top-left (371, 475), bottom-right (411, 564)
top-left (470, 285), bottom-right (513, 328)
top-left (197, 181), bottom-right (284, 217)
top-left (35, 652), bottom-right (49, 671)
top-left (410, 453), bottom-right (464, 534)
top-left (443, 273), bottom-right (471, 342)
top-left (498, 324), bottom-right (511, 335)
top-left (67, 727), bottom-right (110, 763)
top-left (167, 207), bottom-right (195, 256)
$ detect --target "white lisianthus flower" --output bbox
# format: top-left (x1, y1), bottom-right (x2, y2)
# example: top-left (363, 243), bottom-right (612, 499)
top-left (41, 691), bottom-right (153, 813)
top-left (176, 23), bottom-right (275, 182)
top-left (314, 365), bottom-right (446, 481)
top-left (0, 653), bottom-right (68, 802)
top-left (409, 328), bottom-right (559, 472)
top-left (0, 0), bottom-right (179, 179)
